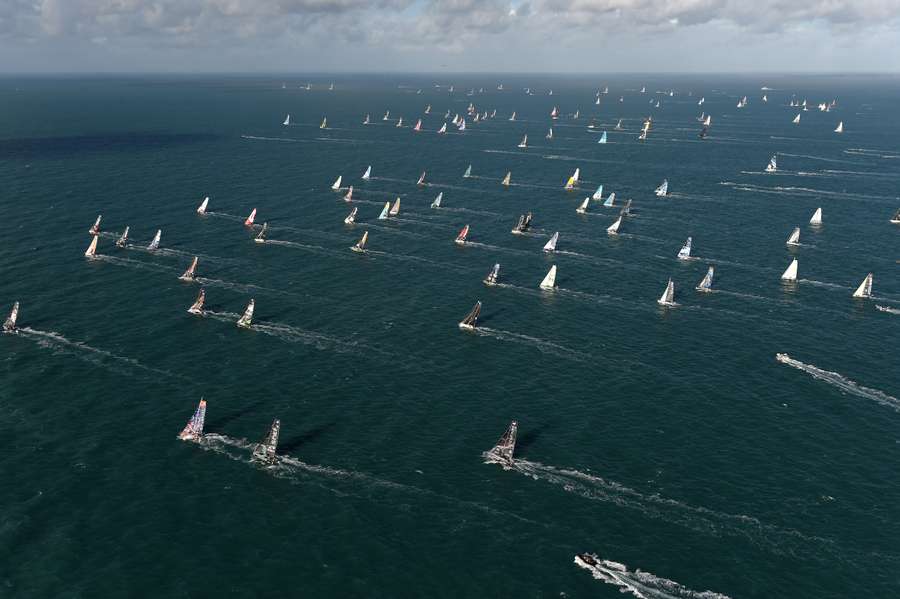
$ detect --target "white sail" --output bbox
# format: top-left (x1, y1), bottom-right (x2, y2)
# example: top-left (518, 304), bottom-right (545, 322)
top-left (809, 207), bottom-right (823, 226)
top-left (576, 197), bottom-right (590, 214)
top-left (197, 197), bottom-right (209, 215)
top-left (677, 237), bottom-right (692, 260)
top-left (517, 134), bottom-right (527, 148)
top-left (501, 172), bottom-right (511, 187)
top-left (852, 273), bottom-right (873, 298)
top-left (615, 119), bottom-right (623, 130)
top-left (383, 110), bottom-right (390, 121)
top-left (620, 199), bottom-right (633, 216)
top-left (254, 222), bottom-right (268, 244)
top-left (786, 227), bottom-right (800, 246)
top-left (457, 118), bottom-right (466, 131)
top-left (282, 114), bottom-right (290, 126)
top-left (696, 266), bottom-right (715, 292)
top-left (792, 113), bottom-right (801, 124)
top-left (344, 207), bottom-right (357, 224)
top-left (891, 209), bottom-right (900, 224)
top-left (89, 214), bottom-right (102, 235)
top-left (320, 116), bottom-right (327, 129)
top-left (781, 259), bottom-right (798, 281)
top-left (606, 216), bottom-right (622, 235)
top-left (543, 232), bottom-right (559, 253)
top-left (179, 256), bottom-right (198, 281)
top-left (3, 301), bottom-right (19, 332)
top-left (363, 114), bottom-right (370, 125)
top-left (698, 97), bottom-right (705, 105)
top-left (236, 299), bottom-right (255, 328)
top-left (486, 420), bottom-right (518, 463)
top-left (438, 123), bottom-right (447, 134)
top-left (509, 111), bottom-right (516, 121)
top-left (598, 131), bottom-right (607, 144)
top-left (116, 226), bottom-right (129, 248)
top-left (147, 230), bottom-right (161, 251)
top-left (655, 179), bottom-right (668, 197)
top-left (484, 263), bottom-right (500, 286)
top-left (431, 192), bottom-right (443, 208)
top-left (389, 198), bottom-right (400, 216)
top-left (188, 288), bottom-right (205, 315)
top-left (351, 231), bottom-right (368, 253)
top-left (458, 300), bottom-right (481, 330)
top-left (252, 419), bottom-right (280, 464)
top-left (463, 165), bottom-right (472, 178)
top-left (834, 121), bottom-right (843, 133)
top-left (378, 202), bottom-right (390, 220)
top-left (244, 208), bottom-right (257, 226)
top-left (361, 166), bottom-right (371, 181)
top-left (417, 171), bottom-right (426, 186)
top-left (603, 192), bottom-right (615, 207)
top-left (657, 278), bottom-right (676, 306)
top-left (592, 185), bottom-right (604, 200)
top-left (546, 128), bottom-right (553, 140)
top-left (703, 114), bottom-right (711, 127)
top-left (539, 265), bottom-right (557, 289)
top-left (331, 176), bottom-right (342, 190)
top-left (765, 155), bottom-right (777, 172)
top-left (396, 117), bottom-right (404, 127)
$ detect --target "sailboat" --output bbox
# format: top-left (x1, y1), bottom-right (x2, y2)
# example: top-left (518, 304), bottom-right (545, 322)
top-left (677, 237), bottom-right (692, 260)
top-left (363, 114), bottom-right (370, 125)
top-left (546, 128), bottom-right (553, 140)
top-left (359, 166), bottom-right (371, 181)
top-left (483, 263), bottom-right (500, 286)
top-left (595, 96), bottom-right (600, 105)
top-left (351, 231), bottom-right (368, 253)
top-left (657, 278), bottom-right (677, 306)
top-left (511, 212), bottom-right (532, 235)
top-left (179, 257), bottom-right (199, 281)
top-left (809, 207), bottom-right (823, 226)
top-left (592, 185), bottom-right (604, 200)
top-left (283, 114), bottom-right (290, 126)
top-left (178, 398), bottom-right (207, 441)
top-left (197, 197), bottom-right (209, 215)
top-left (696, 266), bottom-right (715, 292)
top-left (329, 82), bottom-right (334, 90)
top-left (703, 114), bottom-right (711, 127)
top-left (486, 421), bottom-right (518, 464)
top-left (655, 179), bottom-right (668, 197)
top-left (573, 109), bottom-right (580, 119)
top-left (786, 227), bottom-right (800, 246)
top-left (781, 259), bottom-right (798, 282)
top-left (417, 171), bottom-right (426, 186)
top-left (458, 301), bottom-right (481, 330)
top-left (455, 225), bottom-right (470, 245)
top-left (396, 117), bottom-right (404, 128)
top-left (615, 119), bottom-right (623, 130)
top-left (343, 186), bottom-right (354, 202)
top-left (457, 118), bottom-right (466, 131)
top-left (424, 104), bottom-right (431, 114)
top-left (3, 302), bottom-right (19, 332)
top-left (890, 209), bottom-right (900, 224)
top-left (254, 223), bottom-right (268, 244)
top-left (344, 207), bottom-right (357, 224)
top-left (236, 299), bottom-right (255, 328)
top-left (320, 117), bottom-right (327, 129)
top-left (765, 155), bottom-right (777, 173)
top-left (539, 265), bottom-right (557, 290)
top-left (187, 288), bottom-right (205, 315)
top-left (852, 273), bottom-right (873, 298)
top-left (792, 113), bottom-right (801, 124)
top-left (550, 106), bottom-right (559, 119)
top-left (606, 216), bottom-right (622, 236)
top-left (383, 110), bottom-right (390, 121)
top-left (564, 168), bottom-right (580, 190)
top-left (517, 134), bottom-right (527, 149)
top-left (698, 97), bottom-right (705, 106)
top-left (147, 230), bottom-right (161, 251)
top-left (378, 202), bottom-right (390, 220)
top-left (543, 232), bottom-right (559, 253)
top-left (597, 131), bottom-right (607, 144)
top-left (431, 192), bottom-right (443, 209)
top-left (834, 121), bottom-right (844, 133)
top-left (89, 215), bottom-right (102, 235)
top-left (603, 192), bottom-right (615, 207)
top-left (437, 123), bottom-right (447, 134)
top-left (576, 198), bottom-right (590, 214)
top-left (252, 419), bottom-right (280, 464)
top-left (463, 165), bottom-right (472, 178)
top-left (501, 172), bottom-right (511, 187)
top-left (331, 175), bottom-right (343, 190)
top-left (389, 198), bottom-right (401, 216)
top-left (116, 226), bottom-right (129, 248)
top-left (509, 112), bottom-right (516, 121)
top-left (244, 208), bottom-right (257, 226)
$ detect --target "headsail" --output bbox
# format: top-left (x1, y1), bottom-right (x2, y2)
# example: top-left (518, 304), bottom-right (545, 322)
top-left (89, 215), bottom-right (102, 235)
top-left (178, 398), bottom-right (207, 441)
top-left (483, 263), bottom-right (500, 286)
top-left (781, 259), bottom-right (799, 282)
top-left (197, 197), bottom-right (209, 215)
top-left (188, 288), bottom-right (206, 314)
top-left (852, 273), bottom-right (873, 298)
top-left (236, 299), bottom-right (255, 328)
top-left (486, 421), bottom-right (518, 464)
top-left (696, 266), bottom-right (715, 292)
top-left (677, 237), bottom-right (692, 260)
top-left (786, 227), bottom-right (800, 246)
top-left (116, 226), bottom-right (129, 248)
top-left (344, 207), bottom-right (358, 224)
top-left (351, 231), bottom-right (369, 253)
top-left (455, 224), bottom-right (470, 245)
top-left (252, 419), bottom-right (281, 464)
top-left (3, 301), bottom-right (19, 332)
top-left (657, 278), bottom-right (676, 306)
top-left (539, 265), bottom-right (557, 289)
top-left (543, 232), bottom-right (559, 253)
top-left (458, 300), bottom-right (481, 330)
top-left (254, 223), bottom-right (268, 244)
top-left (606, 216), bottom-right (622, 235)
top-left (809, 207), bottom-right (823, 226)
top-left (179, 256), bottom-right (199, 281)
top-left (244, 208), bottom-right (257, 226)
top-left (84, 236), bottom-right (98, 257)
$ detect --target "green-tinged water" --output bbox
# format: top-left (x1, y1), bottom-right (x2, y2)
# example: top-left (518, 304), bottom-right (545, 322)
top-left (0, 74), bottom-right (898, 598)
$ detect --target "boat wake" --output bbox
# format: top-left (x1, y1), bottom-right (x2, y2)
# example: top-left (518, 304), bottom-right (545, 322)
top-left (193, 276), bottom-right (299, 297)
top-left (90, 254), bottom-right (178, 274)
top-left (250, 322), bottom-right (372, 354)
top-left (797, 279), bottom-right (851, 291)
top-left (574, 555), bottom-right (732, 599)
top-left (473, 327), bottom-right (589, 362)
top-left (366, 250), bottom-right (473, 273)
top-left (357, 222), bottom-right (429, 239)
top-left (461, 242), bottom-right (531, 256)
top-left (776, 354), bottom-right (900, 412)
top-left (257, 240), bottom-right (353, 261)
top-left (876, 305), bottom-right (900, 315)
top-left (719, 182), bottom-right (896, 204)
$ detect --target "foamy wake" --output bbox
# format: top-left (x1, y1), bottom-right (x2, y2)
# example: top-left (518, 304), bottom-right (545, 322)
top-left (776, 354), bottom-right (900, 412)
top-left (574, 555), bottom-right (732, 599)
top-left (201, 313), bottom-right (372, 354)
top-left (90, 254), bottom-right (177, 274)
top-left (193, 276), bottom-right (299, 297)
top-left (474, 327), bottom-right (590, 362)
top-left (876, 305), bottom-right (900, 315)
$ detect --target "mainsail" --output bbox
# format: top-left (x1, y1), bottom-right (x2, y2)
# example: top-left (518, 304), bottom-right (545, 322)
top-left (3, 302), bottom-right (19, 332)
top-left (147, 230), bottom-right (162, 251)
top-left (362, 166), bottom-right (371, 181)
top-left (351, 231), bottom-right (369, 253)
top-left (236, 299), bottom-right (255, 328)
top-left (655, 179), bottom-right (668, 197)
top-left (463, 165), bottom-right (472, 178)
top-left (696, 266), bottom-right (715, 292)
top-left (543, 232), bottom-right (559, 252)
top-left (781, 259), bottom-right (799, 281)
top-left (592, 185), bottom-right (604, 200)
top-left (188, 288), bottom-right (206, 314)
top-left (343, 186), bottom-right (354, 202)
top-left (607, 216), bottom-right (622, 235)
top-left (254, 223), bottom-right (268, 244)
top-left (657, 278), bottom-right (676, 306)
top-left (417, 171), bottom-right (426, 186)
top-left (89, 215), bottom-right (102, 235)
top-left (576, 198), bottom-right (590, 214)
top-left (501, 172), bottom-right (511, 187)
top-left (517, 134), bottom-right (527, 149)
top-left (852, 273), bottom-right (873, 298)
top-left (597, 131), bottom-right (607, 144)
top-left (765, 155), bottom-right (777, 172)
top-left (677, 237), bottom-right (692, 260)
top-left (252, 419), bottom-right (281, 464)
top-left (487, 421), bottom-right (518, 464)
top-left (431, 193), bottom-right (443, 209)
top-left (197, 197), bottom-right (209, 215)
top-left (809, 207), bottom-right (823, 226)
top-left (786, 227), bottom-right (800, 246)
top-left (331, 176), bottom-right (342, 191)
top-left (116, 226), bottom-right (129, 248)
top-left (344, 207), bottom-right (358, 224)
top-left (458, 300), bottom-right (482, 330)
top-left (179, 256), bottom-right (199, 281)
top-left (539, 265), bottom-right (557, 289)
top-left (389, 198), bottom-right (401, 216)
top-left (603, 192), bottom-right (615, 207)
top-left (455, 224), bottom-right (470, 245)
top-left (178, 398), bottom-right (207, 441)
top-left (244, 208), bottom-right (257, 226)
top-left (484, 263), bottom-right (500, 286)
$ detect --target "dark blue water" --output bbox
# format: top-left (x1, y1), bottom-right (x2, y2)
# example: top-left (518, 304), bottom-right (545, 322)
top-left (1, 74), bottom-right (898, 598)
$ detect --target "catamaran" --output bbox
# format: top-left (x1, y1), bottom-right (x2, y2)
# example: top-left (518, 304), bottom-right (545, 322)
top-left (254, 223), bottom-right (268, 244)
top-left (781, 259), bottom-right (799, 282)
top-left (455, 225), bottom-right (470, 245)
top-left (539, 265), bottom-right (557, 290)
top-left (3, 302), bottom-right (19, 332)
top-left (389, 198), bottom-right (401, 216)
top-left (331, 176), bottom-right (342, 190)
top-left (483, 263), bottom-right (500, 286)
top-left (343, 186), bottom-right (354, 202)
top-left (89, 215), bottom-right (102, 235)
top-left (244, 208), bottom-right (257, 226)
top-left (187, 288), bottom-right (205, 315)
top-left (696, 266), bottom-right (715, 292)
top-left (852, 273), bottom-right (873, 298)
top-left (486, 421), bottom-right (518, 465)
top-left (809, 207), bottom-right (823, 226)
top-left (378, 202), bottom-right (390, 220)
top-left (543, 232), bottom-right (559, 253)
top-left (655, 179), bottom-right (669, 197)
top-left (319, 117), bottom-right (327, 129)
top-left (197, 197), bottom-right (209, 215)
top-left (792, 113), bottom-right (801, 124)
top-left (179, 257), bottom-right (199, 281)
top-left (546, 128), bottom-right (553, 140)
top-left (431, 192), bottom-right (443, 209)
top-left (178, 398), bottom-right (207, 441)
top-left (463, 165), bottom-right (472, 178)
top-left (236, 299), bottom-right (254, 328)
top-left (597, 131), bottom-right (607, 144)
top-left (576, 198), bottom-right (590, 214)
top-left (592, 185), bottom-right (604, 200)
top-left (252, 419), bottom-right (281, 464)
top-left (351, 231), bottom-right (368, 253)
top-left (147, 230), bottom-right (161, 251)
top-left (765, 155), bottom-right (777, 172)
top-left (603, 192), bottom-right (615, 207)
top-left (517, 134), bottom-right (527, 149)
top-left (417, 171), bottom-right (426, 186)
top-left (458, 301), bottom-right (481, 330)
top-left (564, 168), bottom-right (580, 190)
top-left (283, 114), bottom-right (290, 126)
top-left (834, 121), bottom-right (843, 133)
top-left (116, 226), bottom-right (129, 248)
top-left (344, 207), bottom-right (357, 224)
top-left (606, 216), bottom-right (622, 236)
top-left (362, 166), bottom-right (371, 181)
top-left (786, 227), bottom-right (800, 246)
top-left (657, 278), bottom-right (677, 306)
top-left (501, 172), bottom-right (511, 187)
top-left (677, 237), bottom-right (692, 260)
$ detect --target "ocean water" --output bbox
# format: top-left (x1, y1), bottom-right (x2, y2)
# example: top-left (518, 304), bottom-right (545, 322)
top-left (0, 74), bottom-right (898, 598)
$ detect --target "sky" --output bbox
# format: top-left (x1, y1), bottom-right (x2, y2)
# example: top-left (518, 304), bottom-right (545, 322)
top-left (1, 0), bottom-right (899, 73)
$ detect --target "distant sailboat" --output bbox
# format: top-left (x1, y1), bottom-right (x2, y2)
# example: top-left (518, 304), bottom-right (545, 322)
top-left (564, 168), bottom-right (580, 190)
top-left (592, 185), bottom-right (604, 200)
top-left (703, 114), bottom-right (711, 127)
top-left (331, 176), bottom-right (342, 190)
top-left (378, 202), bottom-right (390, 220)
top-left (606, 216), bottom-right (622, 236)
top-left (244, 208), bottom-right (257, 226)
top-left (550, 106), bottom-right (559, 119)
top-left (539, 265), bottom-right (557, 290)
top-left (89, 215), bottom-right (102, 235)
top-left (351, 231), bottom-right (368, 253)
top-left (252, 419), bottom-right (280, 464)
top-left (389, 198), bottom-right (401, 216)
top-left (283, 114), bottom-right (290, 126)
top-left (458, 301), bottom-right (481, 330)
top-left (178, 398), bottom-right (207, 441)
top-left (424, 104), bottom-right (431, 114)
top-left (437, 123), bottom-right (447, 134)
top-left (603, 192), bottom-right (615, 207)
top-left (786, 227), bottom-right (800, 246)
top-left (573, 109), bottom-right (580, 119)
top-left (809, 207), bottom-right (823, 226)
top-left (457, 118), bottom-right (466, 131)
top-left (792, 113), bottom-right (801, 124)
top-left (657, 278), bottom-right (677, 306)
top-left (576, 197), bottom-right (590, 214)
top-left (615, 119), bottom-right (623, 130)
top-left (698, 97), bottom-right (705, 106)
top-left (187, 288), bottom-right (205, 315)
top-left (546, 128), bottom-right (553, 140)
top-left (147, 230), bottom-right (161, 251)
top-left (179, 256), bottom-right (199, 281)
top-left (116, 226), bottom-right (129, 248)
top-left (852, 273), bottom-right (873, 298)
top-left (677, 237), bottom-right (692, 260)
top-left (363, 114), bottom-right (370, 125)
top-left (765, 155), bottom-right (777, 173)
top-left (597, 131), bottom-right (607, 144)
top-left (655, 179), bottom-right (668, 197)
top-left (320, 117), bottom-right (327, 129)
top-left (417, 171), bottom-right (426, 186)
top-left (834, 121), bottom-right (843, 133)
top-left (781, 259), bottom-right (798, 282)
top-left (383, 110), bottom-right (390, 121)
top-left (509, 112), bottom-right (516, 121)
top-left (344, 207), bottom-right (357, 224)
top-left (543, 232), bottom-right (559, 253)
top-left (696, 266), bottom-right (715, 292)
top-left (890, 208), bottom-right (900, 224)
top-left (501, 172), bottom-right (511, 187)
top-left (455, 224), bottom-right (470, 245)
top-left (511, 212), bottom-right (532, 235)
top-left (343, 186), bottom-right (354, 202)
top-left (197, 197), bottom-right (209, 215)
top-left (3, 301), bottom-right (19, 332)
top-left (484, 263), bottom-right (500, 286)
top-left (254, 223), bottom-right (267, 244)
top-left (486, 421), bottom-right (517, 464)
top-left (431, 192), bottom-right (443, 208)
top-left (396, 117), bottom-right (404, 127)
top-left (517, 134), bottom-right (527, 149)
top-left (463, 164), bottom-right (472, 178)
top-left (236, 299), bottom-right (255, 328)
